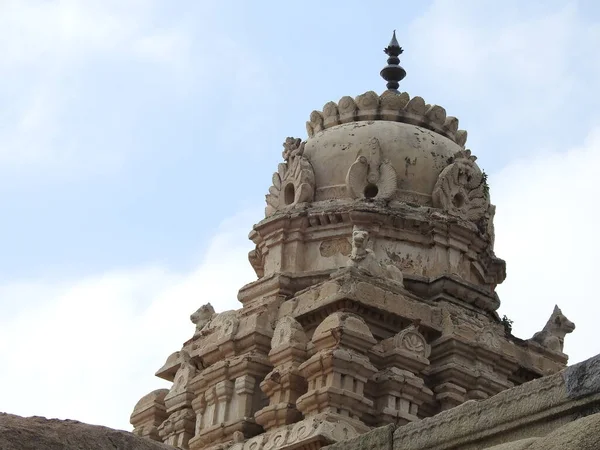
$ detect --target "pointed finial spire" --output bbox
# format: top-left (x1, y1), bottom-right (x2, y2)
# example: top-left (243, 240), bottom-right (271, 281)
top-left (380, 30), bottom-right (406, 92)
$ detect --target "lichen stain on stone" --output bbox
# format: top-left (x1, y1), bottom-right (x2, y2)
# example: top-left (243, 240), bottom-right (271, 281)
top-left (385, 249), bottom-right (427, 276)
top-left (404, 156), bottom-right (417, 176)
top-left (319, 238), bottom-right (352, 258)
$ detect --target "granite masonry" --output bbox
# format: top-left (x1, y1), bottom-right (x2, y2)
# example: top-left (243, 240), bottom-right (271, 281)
top-left (130, 33), bottom-right (597, 450)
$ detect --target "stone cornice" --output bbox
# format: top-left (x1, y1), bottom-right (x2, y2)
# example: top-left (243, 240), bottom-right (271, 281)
top-left (305, 91), bottom-right (467, 147)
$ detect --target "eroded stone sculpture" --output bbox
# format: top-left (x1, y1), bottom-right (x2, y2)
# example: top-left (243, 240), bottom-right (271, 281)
top-left (432, 149), bottom-right (489, 221)
top-left (347, 226), bottom-right (403, 285)
top-left (346, 137), bottom-right (397, 200)
top-left (530, 305), bottom-right (576, 353)
top-left (190, 304), bottom-right (216, 336)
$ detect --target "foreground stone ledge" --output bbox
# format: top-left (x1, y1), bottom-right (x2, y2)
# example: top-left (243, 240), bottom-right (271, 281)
top-left (320, 353), bottom-right (600, 450)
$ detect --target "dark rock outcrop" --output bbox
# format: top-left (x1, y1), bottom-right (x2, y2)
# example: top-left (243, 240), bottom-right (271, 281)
top-left (0, 413), bottom-right (172, 450)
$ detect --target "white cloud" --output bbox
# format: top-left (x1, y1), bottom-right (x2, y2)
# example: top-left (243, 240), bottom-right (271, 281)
top-left (494, 127), bottom-right (600, 364)
top-left (0, 208), bottom-right (259, 430)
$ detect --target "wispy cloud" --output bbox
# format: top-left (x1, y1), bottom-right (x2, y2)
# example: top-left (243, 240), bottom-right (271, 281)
top-left (0, 208), bottom-right (258, 430)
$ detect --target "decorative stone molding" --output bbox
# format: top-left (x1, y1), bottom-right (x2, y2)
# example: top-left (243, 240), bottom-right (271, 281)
top-left (370, 368), bottom-right (433, 426)
top-left (297, 312), bottom-right (377, 427)
top-left (256, 317), bottom-right (308, 431)
top-left (432, 149), bottom-right (489, 222)
top-left (392, 354), bottom-right (600, 450)
top-left (306, 90), bottom-right (468, 147)
top-left (346, 137), bottom-right (397, 200)
top-left (265, 138), bottom-right (316, 217)
top-left (529, 305), bottom-right (575, 353)
top-left (228, 414), bottom-right (360, 450)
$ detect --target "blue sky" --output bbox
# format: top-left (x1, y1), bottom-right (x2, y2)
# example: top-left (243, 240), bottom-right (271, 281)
top-left (1, 0), bottom-right (600, 432)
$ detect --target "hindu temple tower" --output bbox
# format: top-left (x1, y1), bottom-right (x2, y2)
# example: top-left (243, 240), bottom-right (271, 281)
top-left (130, 33), bottom-right (578, 450)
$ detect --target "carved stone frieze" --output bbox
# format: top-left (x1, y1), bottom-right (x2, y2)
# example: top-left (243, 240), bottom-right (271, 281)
top-left (265, 138), bottom-right (315, 216)
top-left (346, 137), bottom-right (397, 200)
top-left (432, 149), bottom-right (489, 221)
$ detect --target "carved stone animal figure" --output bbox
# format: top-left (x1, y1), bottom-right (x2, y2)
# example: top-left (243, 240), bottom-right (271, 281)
top-left (190, 303), bottom-right (216, 335)
top-left (530, 305), bottom-right (575, 353)
top-left (347, 227), bottom-right (403, 285)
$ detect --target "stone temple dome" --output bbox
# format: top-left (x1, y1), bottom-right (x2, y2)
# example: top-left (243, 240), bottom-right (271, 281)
top-left (131, 32), bottom-right (578, 450)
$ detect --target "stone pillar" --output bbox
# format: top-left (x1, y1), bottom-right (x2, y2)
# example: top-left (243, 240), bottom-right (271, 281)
top-left (158, 351), bottom-right (198, 448)
top-left (233, 375), bottom-right (256, 419)
top-left (371, 324), bottom-right (434, 425)
top-left (296, 312), bottom-right (376, 430)
top-left (255, 316), bottom-right (308, 431)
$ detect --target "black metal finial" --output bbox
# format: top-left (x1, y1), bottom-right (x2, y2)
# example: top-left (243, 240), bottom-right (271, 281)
top-left (380, 30), bottom-right (406, 92)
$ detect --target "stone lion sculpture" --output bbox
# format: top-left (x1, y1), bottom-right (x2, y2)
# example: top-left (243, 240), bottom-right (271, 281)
top-left (347, 226), bottom-right (403, 285)
top-left (530, 305), bottom-right (575, 353)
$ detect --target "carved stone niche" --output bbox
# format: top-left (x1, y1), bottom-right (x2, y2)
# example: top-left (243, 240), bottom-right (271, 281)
top-left (370, 324), bottom-right (434, 426)
top-left (346, 137), bottom-right (398, 201)
top-left (255, 316), bottom-right (308, 431)
top-left (130, 389), bottom-right (169, 442)
top-left (296, 312), bottom-right (376, 431)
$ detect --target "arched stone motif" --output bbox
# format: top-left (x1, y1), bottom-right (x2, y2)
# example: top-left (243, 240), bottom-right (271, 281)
top-left (271, 316), bottom-right (307, 349)
top-left (265, 138), bottom-right (315, 216)
top-left (393, 324), bottom-right (431, 358)
top-left (478, 326), bottom-right (501, 351)
top-left (432, 149), bottom-right (489, 221)
top-left (346, 137), bottom-right (397, 200)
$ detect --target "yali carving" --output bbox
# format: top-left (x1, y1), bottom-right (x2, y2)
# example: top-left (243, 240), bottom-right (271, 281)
top-left (432, 149), bottom-right (489, 221)
top-left (265, 138), bottom-right (316, 216)
top-left (346, 137), bottom-right (397, 200)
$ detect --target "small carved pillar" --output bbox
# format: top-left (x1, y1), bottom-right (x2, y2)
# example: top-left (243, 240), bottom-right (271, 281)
top-left (428, 336), bottom-right (477, 411)
top-left (371, 324), bottom-right (434, 425)
top-left (215, 380), bottom-right (235, 424)
top-left (255, 316), bottom-right (308, 431)
top-left (296, 312), bottom-right (376, 430)
top-left (191, 391), bottom-right (207, 437)
top-left (158, 351), bottom-right (198, 448)
top-left (233, 375), bottom-right (256, 419)
top-left (130, 389), bottom-right (169, 441)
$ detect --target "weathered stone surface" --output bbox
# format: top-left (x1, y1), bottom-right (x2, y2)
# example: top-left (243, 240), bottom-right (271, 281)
top-left (0, 413), bottom-right (173, 450)
top-left (130, 35), bottom-right (581, 450)
top-left (528, 411), bottom-right (600, 449)
top-left (323, 424), bottom-right (394, 450)
top-left (564, 352), bottom-right (600, 399)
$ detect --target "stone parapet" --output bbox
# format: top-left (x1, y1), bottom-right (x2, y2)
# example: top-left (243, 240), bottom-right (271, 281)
top-left (320, 353), bottom-right (600, 450)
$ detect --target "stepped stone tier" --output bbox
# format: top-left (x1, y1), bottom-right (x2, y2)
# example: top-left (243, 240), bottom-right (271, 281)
top-left (131, 33), bottom-right (577, 450)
